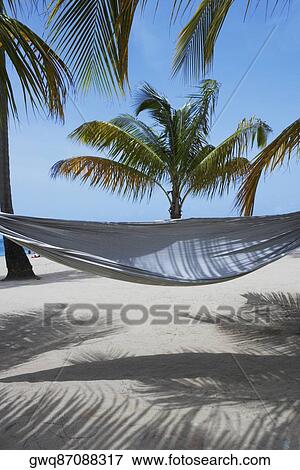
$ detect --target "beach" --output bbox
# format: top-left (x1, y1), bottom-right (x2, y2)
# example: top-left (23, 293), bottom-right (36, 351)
top-left (0, 254), bottom-right (299, 450)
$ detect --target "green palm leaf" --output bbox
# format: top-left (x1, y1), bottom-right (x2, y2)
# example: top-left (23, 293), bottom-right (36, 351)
top-left (48, 0), bottom-right (140, 95)
top-left (173, 0), bottom-right (291, 80)
top-left (188, 78), bottom-right (220, 131)
top-left (236, 118), bottom-right (300, 215)
top-left (173, 0), bottom-right (234, 80)
top-left (134, 82), bottom-right (174, 132)
top-left (69, 117), bottom-right (167, 177)
top-left (0, 12), bottom-right (71, 120)
top-left (188, 156), bottom-right (249, 199)
top-left (191, 117), bottom-right (271, 176)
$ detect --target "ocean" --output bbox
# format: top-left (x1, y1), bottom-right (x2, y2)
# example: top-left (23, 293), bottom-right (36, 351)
top-left (0, 237), bottom-right (31, 256)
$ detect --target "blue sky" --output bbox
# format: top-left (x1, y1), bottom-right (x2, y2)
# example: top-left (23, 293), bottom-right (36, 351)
top-left (8, 1), bottom-right (300, 221)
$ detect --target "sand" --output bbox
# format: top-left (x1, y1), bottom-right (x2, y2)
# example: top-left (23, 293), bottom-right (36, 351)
top-left (0, 253), bottom-right (299, 450)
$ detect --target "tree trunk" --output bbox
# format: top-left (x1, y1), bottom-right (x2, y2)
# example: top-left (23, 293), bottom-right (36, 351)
top-left (0, 49), bottom-right (36, 280)
top-left (169, 190), bottom-right (182, 219)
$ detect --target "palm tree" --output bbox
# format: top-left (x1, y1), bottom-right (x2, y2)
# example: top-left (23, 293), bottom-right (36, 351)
top-left (51, 80), bottom-right (270, 219)
top-left (0, 0), bottom-right (71, 280)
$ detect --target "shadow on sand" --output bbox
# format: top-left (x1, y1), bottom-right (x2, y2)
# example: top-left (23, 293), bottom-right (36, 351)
top-left (0, 351), bottom-right (299, 398)
top-left (0, 291), bottom-right (299, 449)
top-left (0, 309), bottom-right (123, 372)
top-left (0, 269), bottom-right (98, 288)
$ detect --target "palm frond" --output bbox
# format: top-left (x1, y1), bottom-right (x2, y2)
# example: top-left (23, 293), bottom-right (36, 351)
top-left (50, 156), bottom-right (155, 201)
top-left (5, 1), bottom-right (47, 15)
top-left (187, 78), bottom-right (220, 135)
top-left (188, 156), bottom-right (249, 199)
top-left (48, 0), bottom-right (135, 96)
top-left (192, 117), bottom-right (271, 176)
top-left (134, 82), bottom-right (186, 162)
top-left (49, 0), bottom-right (171, 95)
top-left (113, 0), bottom-right (140, 88)
top-left (0, 13), bottom-right (72, 120)
top-left (165, 80), bottom-right (219, 170)
top-left (173, 0), bottom-right (291, 81)
top-left (236, 118), bottom-right (300, 215)
top-left (173, 0), bottom-right (234, 80)
top-left (69, 117), bottom-right (166, 176)
top-left (134, 82), bottom-right (174, 127)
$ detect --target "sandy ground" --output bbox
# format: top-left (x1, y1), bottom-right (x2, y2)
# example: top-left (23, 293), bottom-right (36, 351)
top-left (0, 254), bottom-right (299, 450)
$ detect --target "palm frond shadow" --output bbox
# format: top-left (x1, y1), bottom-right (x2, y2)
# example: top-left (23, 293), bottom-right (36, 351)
top-left (242, 291), bottom-right (300, 331)
top-left (0, 309), bottom-right (123, 372)
top-left (215, 291), bottom-right (300, 357)
top-left (0, 375), bottom-right (299, 449)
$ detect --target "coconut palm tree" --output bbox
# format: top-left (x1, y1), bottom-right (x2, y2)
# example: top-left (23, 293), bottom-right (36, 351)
top-left (0, 0), bottom-right (71, 280)
top-left (51, 80), bottom-right (270, 218)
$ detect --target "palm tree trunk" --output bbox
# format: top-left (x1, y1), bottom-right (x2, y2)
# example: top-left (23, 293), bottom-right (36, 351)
top-left (169, 189), bottom-right (182, 219)
top-left (0, 48), bottom-right (35, 280)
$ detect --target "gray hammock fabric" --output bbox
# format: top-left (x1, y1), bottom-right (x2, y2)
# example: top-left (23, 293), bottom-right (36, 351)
top-left (0, 211), bottom-right (300, 286)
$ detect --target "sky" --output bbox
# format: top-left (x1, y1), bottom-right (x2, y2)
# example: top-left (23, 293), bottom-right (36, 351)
top-left (7, 1), bottom-right (300, 222)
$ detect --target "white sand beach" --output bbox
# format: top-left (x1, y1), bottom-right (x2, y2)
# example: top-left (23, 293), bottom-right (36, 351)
top-left (0, 254), bottom-right (299, 450)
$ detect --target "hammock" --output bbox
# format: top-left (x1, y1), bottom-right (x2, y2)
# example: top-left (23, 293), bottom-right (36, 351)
top-left (0, 211), bottom-right (300, 286)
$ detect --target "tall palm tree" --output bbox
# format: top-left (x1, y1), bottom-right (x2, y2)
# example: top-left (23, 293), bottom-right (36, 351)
top-left (51, 80), bottom-right (270, 218)
top-left (0, 0), bottom-right (71, 280)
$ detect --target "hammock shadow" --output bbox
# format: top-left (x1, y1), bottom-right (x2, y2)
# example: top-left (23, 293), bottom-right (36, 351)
top-left (1, 351), bottom-right (299, 402)
top-left (116, 221), bottom-right (298, 283)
